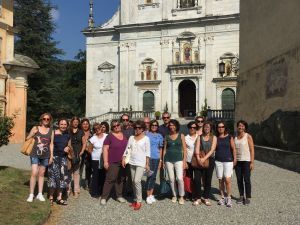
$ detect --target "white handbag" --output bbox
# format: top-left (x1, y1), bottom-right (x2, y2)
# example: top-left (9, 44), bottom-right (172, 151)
top-left (124, 146), bottom-right (131, 164)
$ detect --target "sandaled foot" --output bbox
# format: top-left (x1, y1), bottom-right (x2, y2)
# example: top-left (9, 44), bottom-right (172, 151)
top-left (49, 198), bottom-right (54, 206)
top-left (192, 199), bottom-right (201, 206)
top-left (202, 199), bottom-right (212, 206)
top-left (56, 199), bottom-right (68, 206)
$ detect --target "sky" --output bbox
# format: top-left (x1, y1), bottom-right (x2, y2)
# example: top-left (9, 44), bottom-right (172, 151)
top-left (49, 0), bottom-right (120, 60)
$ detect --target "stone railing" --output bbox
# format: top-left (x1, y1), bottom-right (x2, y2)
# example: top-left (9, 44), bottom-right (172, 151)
top-left (206, 109), bottom-right (235, 121)
top-left (88, 111), bottom-right (155, 124)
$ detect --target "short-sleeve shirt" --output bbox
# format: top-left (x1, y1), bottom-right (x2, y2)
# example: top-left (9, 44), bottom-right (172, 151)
top-left (103, 133), bottom-right (128, 163)
top-left (89, 133), bottom-right (108, 161)
top-left (146, 132), bottom-right (164, 159)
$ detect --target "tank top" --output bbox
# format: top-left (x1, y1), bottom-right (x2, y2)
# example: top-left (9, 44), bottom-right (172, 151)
top-left (164, 133), bottom-right (183, 163)
top-left (30, 127), bottom-right (52, 159)
top-left (215, 135), bottom-right (233, 162)
top-left (200, 135), bottom-right (213, 155)
top-left (235, 133), bottom-right (251, 161)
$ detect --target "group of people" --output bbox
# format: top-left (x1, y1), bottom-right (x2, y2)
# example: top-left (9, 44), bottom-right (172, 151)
top-left (25, 112), bottom-right (254, 210)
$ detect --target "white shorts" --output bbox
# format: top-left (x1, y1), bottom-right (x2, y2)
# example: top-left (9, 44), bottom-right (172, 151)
top-left (215, 161), bottom-right (233, 179)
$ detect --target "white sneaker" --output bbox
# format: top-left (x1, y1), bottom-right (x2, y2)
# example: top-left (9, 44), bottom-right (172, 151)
top-left (100, 199), bottom-right (107, 205)
top-left (117, 197), bottom-right (126, 203)
top-left (36, 193), bottom-right (45, 202)
top-left (150, 195), bottom-right (156, 203)
top-left (27, 194), bottom-right (34, 202)
top-left (146, 196), bottom-right (153, 204)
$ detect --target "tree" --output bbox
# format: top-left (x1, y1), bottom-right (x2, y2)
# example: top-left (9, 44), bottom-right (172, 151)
top-left (14, 0), bottom-right (63, 129)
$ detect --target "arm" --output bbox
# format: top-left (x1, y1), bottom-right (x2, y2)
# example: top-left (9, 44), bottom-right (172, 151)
top-left (103, 145), bottom-right (109, 170)
top-left (49, 130), bottom-right (54, 164)
top-left (25, 126), bottom-right (38, 140)
top-left (201, 136), bottom-right (217, 162)
top-left (145, 137), bottom-right (151, 171)
top-left (247, 134), bottom-right (255, 170)
top-left (194, 136), bottom-right (201, 163)
top-left (230, 136), bottom-right (237, 166)
top-left (79, 135), bottom-right (86, 156)
top-left (87, 143), bottom-right (94, 154)
top-left (181, 134), bottom-right (187, 169)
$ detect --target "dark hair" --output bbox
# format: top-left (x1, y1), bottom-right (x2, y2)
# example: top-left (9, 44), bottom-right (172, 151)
top-left (216, 121), bottom-right (228, 136)
top-left (187, 121), bottom-right (197, 129)
top-left (202, 121), bottom-right (213, 135)
top-left (92, 123), bottom-right (101, 133)
top-left (100, 121), bottom-right (110, 133)
top-left (70, 116), bottom-right (81, 132)
top-left (120, 113), bottom-right (130, 120)
top-left (110, 119), bottom-right (120, 131)
top-left (133, 120), bottom-right (146, 130)
top-left (57, 118), bottom-right (69, 131)
top-left (81, 118), bottom-right (90, 130)
top-left (169, 119), bottom-right (180, 132)
top-left (39, 113), bottom-right (53, 127)
top-left (236, 120), bottom-right (248, 131)
top-left (150, 119), bottom-right (159, 127)
top-left (162, 112), bottom-right (170, 118)
top-left (195, 116), bottom-right (205, 121)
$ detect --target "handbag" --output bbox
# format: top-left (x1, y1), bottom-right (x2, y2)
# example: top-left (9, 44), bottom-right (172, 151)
top-left (124, 146), bottom-right (131, 164)
top-left (183, 171), bottom-right (193, 193)
top-left (191, 151), bottom-right (209, 169)
top-left (159, 168), bottom-right (171, 195)
top-left (21, 137), bottom-right (35, 156)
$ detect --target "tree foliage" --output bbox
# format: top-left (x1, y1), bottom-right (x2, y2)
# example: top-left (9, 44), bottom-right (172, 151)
top-left (0, 113), bottom-right (15, 147)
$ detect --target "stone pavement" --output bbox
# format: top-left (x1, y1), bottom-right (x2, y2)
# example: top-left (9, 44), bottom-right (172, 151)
top-left (1, 144), bottom-right (299, 225)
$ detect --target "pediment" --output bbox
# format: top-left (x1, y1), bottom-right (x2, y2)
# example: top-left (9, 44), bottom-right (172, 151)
top-left (98, 61), bottom-right (115, 71)
top-left (220, 52), bottom-right (236, 59)
top-left (178, 31), bottom-right (196, 40)
top-left (141, 58), bottom-right (155, 64)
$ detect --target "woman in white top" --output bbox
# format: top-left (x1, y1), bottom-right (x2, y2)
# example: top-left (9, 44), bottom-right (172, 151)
top-left (88, 123), bottom-right (108, 198)
top-left (184, 121), bottom-right (198, 199)
top-left (122, 120), bottom-right (150, 210)
top-left (234, 120), bottom-right (254, 205)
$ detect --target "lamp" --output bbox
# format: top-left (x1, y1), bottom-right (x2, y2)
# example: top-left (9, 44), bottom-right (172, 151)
top-left (219, 61), bottom-right (225, 77)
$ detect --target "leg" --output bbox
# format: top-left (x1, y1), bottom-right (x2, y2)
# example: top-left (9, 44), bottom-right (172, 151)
top-left (146, 159), bottom-right (159, 197)
top-left (133, 166), bottom-right (144, 203)
top-left (235, 161), bottom-right (244, 197)
top-left (115, 164), bottom-right (126, 198)
top-left (37, 165), bottom-right (46, 194)
top-left (174, 161), bottom-right (184, 197)
top-left (99, 168), bottom-right (106, 195)
top-left (193, 168), bottom-right (202, 200)
top-left (165, 162), bottom-right (176, 197)
top-left (30, 164), bottom-right (38, 194)
top-left (91, 160), bottom-right (100, 197)
top-left (130, 165), bottom-right (137, 201)
top-left (215, 161), bottom-right (225, 197)
top-left (101, 163), bottom-right (119, 200)
top-left (203, 158), bottom-right (215, 200)
top-left (73, 168), bottom-right (80, 194)
top-left (223, 162), bottom-right (234, 197)
top-left (124, 163), bottom-right (133, 195)
top-left (243, 161), bottom-right (252, 199)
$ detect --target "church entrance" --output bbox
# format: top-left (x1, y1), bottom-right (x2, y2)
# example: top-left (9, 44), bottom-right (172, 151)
top-left (178, 80), bottom-right (196, 117)
top-left (143, 91), bottom-right (154, 111)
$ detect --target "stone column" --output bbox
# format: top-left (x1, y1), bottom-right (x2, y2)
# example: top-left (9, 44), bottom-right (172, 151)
top-left (119, 42), bottom-right (129, 110)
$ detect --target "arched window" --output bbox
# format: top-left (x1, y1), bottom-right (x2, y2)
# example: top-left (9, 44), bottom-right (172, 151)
top-left (180, 0), bottom-right (195, 8)
top-left (143, 91), bottom-right (154, 111)
top-left (222, 88), bottom-right (235, 110)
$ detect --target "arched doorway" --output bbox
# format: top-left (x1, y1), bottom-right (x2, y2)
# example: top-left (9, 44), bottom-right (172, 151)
top-left (222, 88), bottom-right (235, 110)
top-left (178, 80), bottom-right (196, 117)
top-left (143, 91), bottom-right (154, 111)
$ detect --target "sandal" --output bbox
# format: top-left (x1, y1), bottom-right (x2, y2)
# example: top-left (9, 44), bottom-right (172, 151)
top-left (192, 199), bottom-right (201, 206)
top-left (56, 199), bottom-right (68, 206)
top-left (49, 198), bottom-right (54, 206)
top-left (202, 199), bottom-right (212, 206)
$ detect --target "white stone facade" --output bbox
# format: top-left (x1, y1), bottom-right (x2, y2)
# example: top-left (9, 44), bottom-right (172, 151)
top-left (84, 0), bottom-right (239, 118)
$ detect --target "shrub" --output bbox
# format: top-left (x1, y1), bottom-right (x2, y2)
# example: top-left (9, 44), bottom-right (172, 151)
top-left (0, 114), bottom-right (15, 147)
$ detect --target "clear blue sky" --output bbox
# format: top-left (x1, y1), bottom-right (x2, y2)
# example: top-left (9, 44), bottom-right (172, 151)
top-left (49, 0), bottom-right (120, 60)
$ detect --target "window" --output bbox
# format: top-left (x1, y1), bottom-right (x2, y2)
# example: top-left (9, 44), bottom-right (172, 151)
top-left (180, 0), bottom-right (195, 8)
top-left (222, 88), bottom-right (235, 110)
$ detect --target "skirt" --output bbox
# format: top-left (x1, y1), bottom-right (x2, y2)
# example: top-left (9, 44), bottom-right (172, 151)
top-left (48, 156), bottom-right (71, 189)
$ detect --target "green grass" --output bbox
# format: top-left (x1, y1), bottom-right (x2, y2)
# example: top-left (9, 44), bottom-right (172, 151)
top-left (0, 167), bottom-right (50, 225)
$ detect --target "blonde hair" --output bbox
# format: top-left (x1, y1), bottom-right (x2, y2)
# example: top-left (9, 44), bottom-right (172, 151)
top-left (39, 113), bottom-right (53, 127)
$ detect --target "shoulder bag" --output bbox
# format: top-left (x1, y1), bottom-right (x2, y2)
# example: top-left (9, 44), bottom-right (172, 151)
top-left (21, 126), bottom-right (38, 156)
top-left (191, 135), bottom-right (210, 169)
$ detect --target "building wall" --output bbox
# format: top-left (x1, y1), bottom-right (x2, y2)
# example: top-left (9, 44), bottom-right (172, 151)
top-left (236, 0), bottom-right (300, 152)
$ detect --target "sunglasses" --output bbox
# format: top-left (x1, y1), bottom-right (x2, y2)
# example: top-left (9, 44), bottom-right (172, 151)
top-left (163, 117), bottom-right (170, 119)
top-left (190, 126), bottom-right (197, 129)
top-left (122, 119), bottom-right (129, 121)
top-left (134, 126), bottom-right (143, 130)
top-left (197, 120), bottom-right (204, 123)
top-left (151, 124), bottom-right (158, 127)
top-left (43, 118), bottom-right (50, 121)
top-left (113, 124), bottom-right (120, 128)
top-left (218, 126), bottom-right (225, 128)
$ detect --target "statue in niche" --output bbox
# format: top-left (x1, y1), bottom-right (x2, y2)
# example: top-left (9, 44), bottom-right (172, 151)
top-left (184, 46), bottom-right (191, 63)
top-left (153, 71), bottom-right (157, 80)
top-left (194, 51), bottom-right (199, 62)
top-left (146, 66), bottom-right (151, 80)
top-left (225, 61), bottom-right (232, 76)
top-left (175, 52), bottom-right (180, 64)
top-left (141, 72), bottom-right (144, 80)
top-left (146, 0), bottom-right (152, 4)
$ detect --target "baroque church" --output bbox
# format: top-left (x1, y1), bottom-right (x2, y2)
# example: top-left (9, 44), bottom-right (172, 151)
top-left (84, 0), bottom-right (239, 118)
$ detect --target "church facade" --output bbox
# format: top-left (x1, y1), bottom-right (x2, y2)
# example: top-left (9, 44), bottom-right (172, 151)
top-left (84, 0), bottom-right (239, 118)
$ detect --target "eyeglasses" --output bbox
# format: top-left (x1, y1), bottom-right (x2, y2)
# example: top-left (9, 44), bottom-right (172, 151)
top-left (43, 118), bottom-right (50, 121)
top-left (218, 126), bottom-right (225, 129)
top-left (190, 126), bottom-right (197, 129)
top-left (197, 120), bottom-right (204, 123)
top-left (113, 124), bottom-right (120, 128)
top-left (151, 124), bottom-right (158, 127)
top-left (163, 116), bottom-right (170, 119)
top-left (134, 126), bottom-right (143, 130)
top-left (122, 118), bottom-right (129, 122)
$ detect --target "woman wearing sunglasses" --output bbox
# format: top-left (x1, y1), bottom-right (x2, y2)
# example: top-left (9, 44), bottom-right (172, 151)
top-left (100, 120), bottom-right (128, 205)
top-left (26, 113), bottom-right (54, 203)
top-left (122, 120), bottom-right (150, 210)
top-left (215, 121), bottom-right (236, 208)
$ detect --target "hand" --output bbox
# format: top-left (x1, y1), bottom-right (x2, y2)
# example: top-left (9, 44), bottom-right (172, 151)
top-left (104, 162), bottom-right (109, 170)
top-left (250, 162), bottom-right (254, 170)
top-left (145, 165), bottom-right (150, 172)
top-left (49, 156), bottom-right (53, 165)
top-left (158, 161), bottom-right (162, 170)
top-left (79, 151), bottom-right (84, 157)
top-left (233, 159), bottom-right (237, 167)
top-left (64, 147), bottom-right (69, 153)
top-left (121, 158), bottom-right (126, 168)
top-left (183, 161), bottom-right (187, 170)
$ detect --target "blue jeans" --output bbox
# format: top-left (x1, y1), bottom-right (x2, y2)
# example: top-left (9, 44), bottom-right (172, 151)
top-left (30, 157), bottom-right (49, 167)
top-left (146, 159), bottom-right (160, 191)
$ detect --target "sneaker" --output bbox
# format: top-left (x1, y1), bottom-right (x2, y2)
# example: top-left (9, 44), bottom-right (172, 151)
top-left (150, 195), bottom-right (156, 203)
top-left (100, 199), bottom-right (107, 205)
top-left (218, 197), bottom-right (225, 206)
top-left (178, 197), bottom-right (185, 205)
top-left (36, 193), bottom-right (45, 202)
top-left (27, 194), bottom-right (34, 202)
top-left (244, 198), bottom-right (250, 205)
top-left (236, 196), bottom-right (244, 204)
top-left (117, 197), bottom-right (126, 203)
top-left (146, 196), bottom-right (153, 204)
top-left (171, 196), bottom-right (177, 203)
top-left (226, 197), bottom-right (232, 208)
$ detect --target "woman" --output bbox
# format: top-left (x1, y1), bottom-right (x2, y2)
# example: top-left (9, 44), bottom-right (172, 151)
top-left (88, 123), bottom-right (108, 198)
top-left (26, 113), bottom-right (54, 202)
top-left (234, 120), bottom-right (254, 205)
top-left (163, 119), bottom-right (187, 205)
top-left (80, 118), bottom-right (92, 190)
top-left (100, 121), bottom-right (110, 134)
top-left (195, 116), bottom-right (205, 136)
top-left (145, 120), bottom-right (163, 204)
top-left (100, 120), bottom-right (128, 205)
top-left (184, 121), bottom-right (198, 200)
top-left (122, 120), bottom-right (150, 210)
top-left (48, 118), bottom-right (71, 206)
top-left (215, 121), bottom-right (236, 208)
top-left (69, 117), bottom-right (86, 198)
top-left (193, 121), bottom-right (217, 206)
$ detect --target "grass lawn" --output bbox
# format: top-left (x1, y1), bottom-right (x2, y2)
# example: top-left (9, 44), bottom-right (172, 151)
top-left (0, 166), bottom-right (51, 225)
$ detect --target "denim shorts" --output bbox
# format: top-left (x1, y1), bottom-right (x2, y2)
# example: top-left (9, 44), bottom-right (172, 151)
top-left (30, 157), bottom-right (49, 167)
